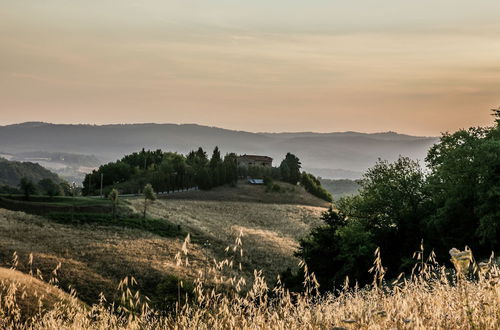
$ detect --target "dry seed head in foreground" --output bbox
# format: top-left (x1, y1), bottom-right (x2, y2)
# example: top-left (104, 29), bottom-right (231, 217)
top-left (2, 237), bottom-right (500, 329)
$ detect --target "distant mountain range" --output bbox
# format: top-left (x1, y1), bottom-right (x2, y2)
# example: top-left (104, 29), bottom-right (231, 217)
top-left (0, 122), bottom-right (439, 180)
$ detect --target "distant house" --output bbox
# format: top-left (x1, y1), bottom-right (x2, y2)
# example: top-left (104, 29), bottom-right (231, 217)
top-left (237, 154), bottom-right (273, 168)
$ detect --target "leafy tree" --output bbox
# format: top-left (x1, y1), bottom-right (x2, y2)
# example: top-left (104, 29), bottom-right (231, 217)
top-left (292, 206), bottom-right (374, 291)
top-left (195, 167), bottom-right (212, 190)
top-left (109, 188), bottom-right (119, 220)
top-left (210, 147), bottom-right (223, 186)
top-left (0, 184), bottom-right (20, 195)
top-left (425, 110), bottom-right (500, 255)
top-left (59, 182), bottom-right (72, 196)
top-left (346, 157), bottom-right (429, 274)
top-left (223, 153), bottom-right (238, 185)
top-left (209, 146), bottom-right (222, 169)
top-left (190, 147), bottom-right (209, 168)
top-left (300, 172), bottom-right (333, 202)
top-left (38, 178), bottom-right (61, 197)
top-left (142, 183), bottom-right (156, 219)
top-left (292, 110), bottom-right (500, 292)
top-left (19, 177), bottom-right (36, 200)
top-left (280, 153), bottom-right (301, 184)
top-left (293, 157), bottom-right (428, 290)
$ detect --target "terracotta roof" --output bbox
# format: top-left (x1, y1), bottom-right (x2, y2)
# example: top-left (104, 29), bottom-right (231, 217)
top-left (238, 154), bottom-right (273, 161)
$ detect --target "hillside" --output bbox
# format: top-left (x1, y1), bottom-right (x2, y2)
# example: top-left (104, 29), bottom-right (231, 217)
top-left (154, 181), bottom-right (330, 206)
top-left (0, 184), bottom-right (326, 307)
top-left (319, 178), bottom-right (361, 200)
top-left (0, 151), bottom-right (101, 184)
top-left (0, 157), bottom-right (61, 187)
top-left (0, 266), bottom-right (80, 321)
top-left (0, 122), bottom-right (437, 180)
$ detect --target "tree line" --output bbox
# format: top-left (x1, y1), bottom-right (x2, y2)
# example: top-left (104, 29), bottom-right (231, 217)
top-left (82, 147), bottom-right (333, 202)
top-left (0, 177), bottom-right (75, 200)
top-left (286, 109), bottom-right (500, 291)
top-left (82, 147), bottom-right (239, 195)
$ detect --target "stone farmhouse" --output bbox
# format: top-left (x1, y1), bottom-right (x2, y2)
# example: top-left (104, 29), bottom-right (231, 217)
top-left (237, 154), bottom-right (273, 168)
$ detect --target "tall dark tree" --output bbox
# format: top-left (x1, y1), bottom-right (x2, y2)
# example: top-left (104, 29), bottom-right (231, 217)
top-left (38, 178), bottom-right (61, 197)
top-left (19, 177), bottom-right (36, 200)
top-left (209, 147), bottom-right (222, 169)
top-left (280, 153), bottom-right (301, 185)
top-left (223, 153), bottom-right (238, 185)
top-left (210, 147), bottom-right (223, 186)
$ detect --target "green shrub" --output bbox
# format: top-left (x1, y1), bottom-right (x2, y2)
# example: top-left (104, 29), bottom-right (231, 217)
top-left (300, 172), bottom-right (333, 202)
top-left (45, 212), bottom-right (184, 238)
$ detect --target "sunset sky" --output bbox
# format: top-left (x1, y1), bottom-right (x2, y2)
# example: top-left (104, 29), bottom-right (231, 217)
top-left (1, 1), bottom-right (499, 135)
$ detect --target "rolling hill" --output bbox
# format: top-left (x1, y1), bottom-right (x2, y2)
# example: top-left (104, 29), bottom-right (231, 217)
top-left (0, 183), bottom-right (327, 307)
top-left (0, 266), bottom-right (80, 321)
top-left (0, 157), bottom-right (61, 188)
top-left (0, 122), bottom-right (438, 180)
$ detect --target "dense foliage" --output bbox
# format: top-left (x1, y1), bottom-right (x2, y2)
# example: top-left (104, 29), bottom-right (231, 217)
top-left (83, 148), bottom-right (331, 201)
top-left (292, 110), bottom-right (500, 291)
top-left (300, 172), bottom-right (333, 202)
top-left (279, 153), bottom-right (302, 185)
top-left (82, 147), bottom-right (240, 195)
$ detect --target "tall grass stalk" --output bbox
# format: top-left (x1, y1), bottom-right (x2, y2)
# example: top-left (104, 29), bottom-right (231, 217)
top-left (1, 238), bottom-right (500, 329)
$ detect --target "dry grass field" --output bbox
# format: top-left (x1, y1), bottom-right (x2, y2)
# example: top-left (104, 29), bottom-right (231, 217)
top-left (1, 185), bottom-right (500, 328)
top-left (0, 208), bottom-right (204, 304)
top-left (2, 241), bottom-right (500, 329)
top-left (7, 184), bottom-right (498, 328)
top-left (0, 184), bottom-right (326, 308)
top-left (159, 182), bottom-right (330, 207)
top-left (0, 266), bottom-right (80, 322)
top-left (128, 199), bottom-right (325, 281)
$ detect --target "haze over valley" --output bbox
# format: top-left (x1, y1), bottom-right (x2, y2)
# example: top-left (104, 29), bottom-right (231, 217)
top-left (0, 122), bottom-right (437, 182)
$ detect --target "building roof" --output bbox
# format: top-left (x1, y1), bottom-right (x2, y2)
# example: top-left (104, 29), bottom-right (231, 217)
top-left (238, 154), bottom-right (273, 161)
top-left (248, 178), bottom-right (265, 185)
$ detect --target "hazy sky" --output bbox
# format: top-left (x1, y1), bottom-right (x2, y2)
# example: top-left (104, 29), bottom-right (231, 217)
top-left (1, 1), bottom-right (499, 135)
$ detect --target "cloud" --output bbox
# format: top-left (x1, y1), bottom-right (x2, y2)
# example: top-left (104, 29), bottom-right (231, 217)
top-left (0, 1), bottom-right (498, 134)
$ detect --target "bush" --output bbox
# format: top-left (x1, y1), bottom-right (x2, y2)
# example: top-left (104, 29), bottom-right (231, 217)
top-left (300, 172), bottom-right (333, 202)
top-left (45, 212), bottom-right (184, 238)
top-left (0, 185), bottom-right (20, 195)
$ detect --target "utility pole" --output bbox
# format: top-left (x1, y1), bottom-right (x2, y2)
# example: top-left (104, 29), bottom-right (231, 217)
top-left (100, 173), bottom-right (104, 198)
top-left (71, 182), bottom-right (76, 222)
top-left (88, 175), bottom-right (92, 196)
